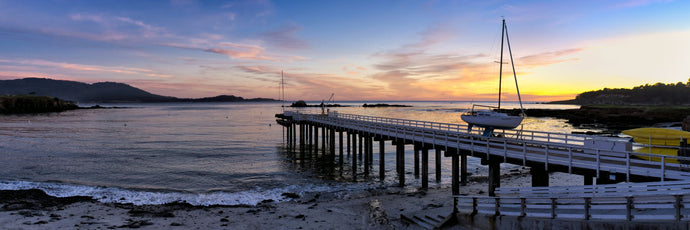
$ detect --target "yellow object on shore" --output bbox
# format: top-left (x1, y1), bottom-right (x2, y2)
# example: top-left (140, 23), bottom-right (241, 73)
top-left (622, 128), bottom-right (690, 146)
top-left (633, 147), bottom-right (680, 163)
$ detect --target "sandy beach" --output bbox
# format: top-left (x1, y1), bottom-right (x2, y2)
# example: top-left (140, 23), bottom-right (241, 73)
top-left (0, 171), bottom-right (583, 229)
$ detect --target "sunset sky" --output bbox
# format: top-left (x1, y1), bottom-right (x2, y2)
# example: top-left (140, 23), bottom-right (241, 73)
top-left (1, 0), bottom-right (689, 101)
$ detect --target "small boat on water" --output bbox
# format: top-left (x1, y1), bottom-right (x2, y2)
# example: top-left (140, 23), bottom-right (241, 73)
top-left (461, 18), bottom-right (525, 135)
top-left (623, 127), bottom-right (690, 163)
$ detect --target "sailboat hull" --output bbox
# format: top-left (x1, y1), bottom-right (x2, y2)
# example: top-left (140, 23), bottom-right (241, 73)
top-left (461, 114), bottom-right (523, 129)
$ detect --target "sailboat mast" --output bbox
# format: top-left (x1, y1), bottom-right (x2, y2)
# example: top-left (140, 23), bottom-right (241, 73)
top-left (504, 21), bottom-right (526, 116)
top-left (281, 70), bottom-right (285, 111)
top-left (498, 19), bottom-right (505, 110)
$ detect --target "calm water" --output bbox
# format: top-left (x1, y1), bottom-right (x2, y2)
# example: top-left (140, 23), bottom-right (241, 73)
top-left (0, 101), bottom-right (590, 205)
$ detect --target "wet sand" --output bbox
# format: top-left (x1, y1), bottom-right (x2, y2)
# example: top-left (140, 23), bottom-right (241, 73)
top-left (0, 172), bottom-right (582, 229)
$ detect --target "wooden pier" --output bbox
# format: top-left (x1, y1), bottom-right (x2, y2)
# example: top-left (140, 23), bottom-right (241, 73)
top-left (276, 111), bottom-right (690, 196)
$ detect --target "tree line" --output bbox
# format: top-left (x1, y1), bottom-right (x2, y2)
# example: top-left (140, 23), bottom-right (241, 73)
top-left (569, 79), bottom-right (690, 105)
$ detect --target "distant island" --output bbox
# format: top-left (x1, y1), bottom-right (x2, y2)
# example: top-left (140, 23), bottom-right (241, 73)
top-left (362, 103), bottom-right (411, 108)
top-left (0, 78), bottom-right (277, 103)
top-left (289, 100), bottom-right (345, 107)
top-left (550, 80), bottom-right (690, 105)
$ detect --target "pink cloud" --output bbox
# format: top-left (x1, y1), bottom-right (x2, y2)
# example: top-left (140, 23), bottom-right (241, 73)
top-left (259, 24), bottom-right (308, 50)
top-left (518, 48), bottom-right (584, 67)
top-left (615, 0), bottom-right (673, 8)
top-left (0, 58), bottom-right (171, 78)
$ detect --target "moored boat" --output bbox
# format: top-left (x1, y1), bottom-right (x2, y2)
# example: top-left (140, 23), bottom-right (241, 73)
top-left (461, 18), bottom-right (525, 135)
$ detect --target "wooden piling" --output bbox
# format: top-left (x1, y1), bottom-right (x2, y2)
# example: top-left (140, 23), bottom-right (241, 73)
top-left (359, 134), bottom-right (363, 161)
top-left (452, 150), bottom-right (459, 195)
top-left (347, 132), bottom-right (351, 156)
top-left (435, 148), bottom-right (442, 183)
top-left (313, 125), bottom-right (318, 154)
top-left (461, 153), bottom-right (468, 186)
top-left (414, 145), bottom-right (420, 178)
top-left (379, 139), bottom-right (385, 180)
top-left (488, 157), bottom-right (501, 196)
top-left (322, 124), bottom-right (326, 155)
top-left (396, 142), bottom-right (405, 187)
top-left (422, 147), bottom-right (428, 189)
top-left (531, 164), bottom-right (549, 187)
top-left (352, 132), bottom-right (357, 180)
top-left (364, 134), bottom-right (370, 176)
top-left (330, 128), bottom-right (336, 157)
top-left (339, 131), bottom-right (344, 168)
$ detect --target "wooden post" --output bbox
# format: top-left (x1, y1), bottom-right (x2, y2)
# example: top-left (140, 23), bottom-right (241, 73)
top-left (530, 164), bottom-right (549, 187)
top-left (461, 153), bottom-right (468, 186)
top-left (675, 195), bottom-right (683, 221)
top-left (367, 135), bottom-right (374, 167)
top-left (414, 145), bottom-right (420, 178)
top-left (314, 125), bottom-right (318, 154)
top-left (422, 147), bottom-right (429, 189)
top-left (584, 175), bottom-right (593, 185)
top-left (330, 128), bottom-right (335, 157)
top-left (291, 123), bottom-right (296, 152)
top-left (352, 132), bottom-right (357, 181)
top-left (339, 131), bottom-right (344, 168)
top-left (626, 196), bottom-right (633, 221)
top-left (452, 150), bottom-right (459, 195)
top-left (435, 148), bottom-right (442, 183)
top-left (397, 142), bottom-right (405, 187)
top-left (322, 124), bottom-right (326, 155)
top-left (488, 157), bottom-right (500, 197)
top-left (300, 124), bottom-right (305, 166)
top-left (364, 134), bottom-right (370, 176)
top-left (308, 124), bottom-right (312, 151)
top-left (347, 132), bottom-right (351, 156)
top-left (379, 139), bottom-right (385, 181)
top-left (359, 134), bottom-right (363, 161)
top-left (584, 197), bottom-right (591, 220)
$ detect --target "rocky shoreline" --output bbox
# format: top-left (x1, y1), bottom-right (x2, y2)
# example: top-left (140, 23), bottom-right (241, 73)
top-left (0, 171), bottom-right (584, 229)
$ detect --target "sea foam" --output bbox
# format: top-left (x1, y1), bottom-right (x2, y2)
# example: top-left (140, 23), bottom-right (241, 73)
top-left (0, 180), bottom-right (360, 206)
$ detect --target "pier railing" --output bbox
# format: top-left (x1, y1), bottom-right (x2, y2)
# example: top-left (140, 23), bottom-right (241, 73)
top-left (285, 111), bottom-right (690, 181)
top-left (454, 181), bottom-right (690, 221)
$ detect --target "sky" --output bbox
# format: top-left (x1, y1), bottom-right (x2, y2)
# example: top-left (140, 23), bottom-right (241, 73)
top-left (0, 0), bottom-right (689, 101)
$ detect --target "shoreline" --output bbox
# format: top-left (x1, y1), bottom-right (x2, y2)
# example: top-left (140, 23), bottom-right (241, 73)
top-left (0, 172), bottom-right (583, 229)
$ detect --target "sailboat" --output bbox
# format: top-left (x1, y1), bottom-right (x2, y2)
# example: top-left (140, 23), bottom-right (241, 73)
top-left (461, 18), bottom-right (526, 135)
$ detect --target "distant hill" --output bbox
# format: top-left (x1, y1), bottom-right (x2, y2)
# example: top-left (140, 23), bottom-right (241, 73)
top-left (0, 78), bottom-right (276, 103)
top-left (550, 80), bottom-right (690, 105)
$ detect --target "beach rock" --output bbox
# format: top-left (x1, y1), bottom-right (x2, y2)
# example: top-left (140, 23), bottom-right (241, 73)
top-left (0, 189), bottom-right (93, 211)
top-left (119, 219), bottom-right (153, 228)
top-left (281, 192), bottom-right (300, 199)
top-left (367, 199), bottom-right (389, 225)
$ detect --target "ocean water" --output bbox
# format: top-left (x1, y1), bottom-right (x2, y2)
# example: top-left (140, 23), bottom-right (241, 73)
top-left (0, 101), bottom-right (591, 206)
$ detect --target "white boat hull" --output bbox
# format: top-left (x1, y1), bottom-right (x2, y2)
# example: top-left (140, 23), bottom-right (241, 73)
top-left (461, 113), bottom-right (523, 129)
